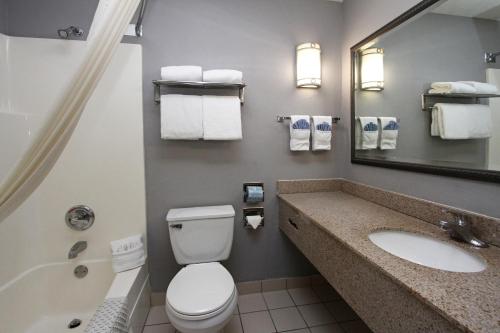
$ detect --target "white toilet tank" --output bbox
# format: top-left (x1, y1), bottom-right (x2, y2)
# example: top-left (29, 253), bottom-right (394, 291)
top-left (166, 205), bottom-right (235, 265)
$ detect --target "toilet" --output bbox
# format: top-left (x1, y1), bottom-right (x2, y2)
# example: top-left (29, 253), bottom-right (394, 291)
top-left (165, 205), bottom-right (238, 333)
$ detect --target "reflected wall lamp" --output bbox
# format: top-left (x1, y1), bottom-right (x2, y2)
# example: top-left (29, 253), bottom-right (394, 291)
top-left (360, 47), bottom-right (384, 91)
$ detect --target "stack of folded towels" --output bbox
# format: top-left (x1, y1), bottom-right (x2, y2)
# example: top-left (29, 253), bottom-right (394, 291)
top-left (160, 66), bottom-right (243, 141)
top-left (429, 81), bottom-right (498, 94)
top-left (110, 234), bottom-right (146, 273)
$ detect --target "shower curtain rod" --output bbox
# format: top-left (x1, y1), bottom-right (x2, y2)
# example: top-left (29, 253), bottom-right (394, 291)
top-left (135, 0), bottom-right (148, 37)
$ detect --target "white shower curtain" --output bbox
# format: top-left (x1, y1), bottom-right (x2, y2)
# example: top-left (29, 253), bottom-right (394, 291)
top-left (0, 0), bottom-right (141, 221)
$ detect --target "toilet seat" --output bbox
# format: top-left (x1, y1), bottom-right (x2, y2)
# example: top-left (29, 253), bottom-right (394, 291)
top-left (167, 262), bottom-right (235, 319)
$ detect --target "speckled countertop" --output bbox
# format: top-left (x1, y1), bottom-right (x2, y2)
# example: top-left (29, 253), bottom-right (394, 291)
top-left (278, 191), bottom-right (500, 333)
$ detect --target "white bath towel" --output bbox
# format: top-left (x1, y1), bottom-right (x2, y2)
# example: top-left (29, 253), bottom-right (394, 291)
top-left (428, 82), bottom-right (477, 94)
top-left (311, 116), bottom-right (332, 151)
top-left (161, 66), bottom-right (202, 82)
top-left (459, 81), bottom-right (499, 94)
top-left (161, 95), bottom-right (203, 140)
top-left (358, 117), bottom-right (379, 149)
top-left (289, 115), bottom-right (311, 151)
top-left (378, 117), bottom-right (399, 150)
top-left (202, 96), bottom-right (242, 140)
top-left (203, 69), bottom-right (243, 84)
top-left (111, 234), bottom-right (143, 255)
top-left (432, 103), bottom-right (492, 139)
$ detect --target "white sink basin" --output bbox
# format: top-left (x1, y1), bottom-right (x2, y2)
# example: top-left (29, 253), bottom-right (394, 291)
top-left (368, 230), bottom-right (486, 273)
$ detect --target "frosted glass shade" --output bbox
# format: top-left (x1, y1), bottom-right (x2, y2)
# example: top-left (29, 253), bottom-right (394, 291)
top-left (360, 48), bottom-right (384, 91)
top-left (296, 42), bottom-right (321, 88)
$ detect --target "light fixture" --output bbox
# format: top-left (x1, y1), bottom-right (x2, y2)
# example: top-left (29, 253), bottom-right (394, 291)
top-left (360, 48), bottom-right (384, 91)
top-left (296, 42), bottom-right (321, 88)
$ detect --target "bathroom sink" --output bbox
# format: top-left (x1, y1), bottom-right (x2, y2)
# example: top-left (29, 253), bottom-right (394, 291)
top-left (368, 230), bottom-right (486, 272)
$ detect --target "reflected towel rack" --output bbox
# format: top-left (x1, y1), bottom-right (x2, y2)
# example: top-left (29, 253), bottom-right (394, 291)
top-left (421, 93), bottom-right (500, 111)
top-left (276, 115), bottom-right (340, 123)
top-left (153, 80), bottom-right (246, 104)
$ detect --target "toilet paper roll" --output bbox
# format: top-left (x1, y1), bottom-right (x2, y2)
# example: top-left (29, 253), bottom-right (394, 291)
top-left (246, 186), bottom-right (264, 203)
top-left (246, 215), bottom-right (262, 230)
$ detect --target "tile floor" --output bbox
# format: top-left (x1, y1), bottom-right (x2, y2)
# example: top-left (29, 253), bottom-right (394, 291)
top-left (143, 284), bottom-right (373, 333)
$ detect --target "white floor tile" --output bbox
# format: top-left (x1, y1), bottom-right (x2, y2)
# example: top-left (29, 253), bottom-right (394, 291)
top-left (146, 306), bottom-right (169, 325)
top-left (309, 324), bottom-right (344, 333)
top-left (269, 307), bottom-right (307, 332)
top-left (241, 311), bottom-right (276, 333)
top-left (223, 315), bottom-right (243, 333)
top-left (263, 290), bottom-right (294, 309)
top-left (238, 293), bottom-right (268, 313)
top-left (298, 303), bottom-right (335, 327)
top-left (288, 288), bottom-right (321, 306)
top-left (142, 324), bottom-right (176, 333)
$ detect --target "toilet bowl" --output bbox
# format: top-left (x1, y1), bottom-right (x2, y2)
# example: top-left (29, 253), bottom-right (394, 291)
top-left (165, 205), bottom-right (237, 333)
top-left (165, 262), bottom-right (237, 333)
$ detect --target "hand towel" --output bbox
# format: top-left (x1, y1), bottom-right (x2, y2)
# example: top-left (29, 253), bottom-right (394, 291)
top-left (290, 115), bottom-right (311, 151)
top-left (161, 95), bottom-right (203, 140)
top-left (358, 117), bottom-right (379, 149)
top-left (428, 82), bottom-right (477, 94)
top-left (378, 117), bottom-right (399, 150)
top-left (161, 66), bottom-right (202, 81)
top-left (202, 96), bottom-right (242, 140)
top-left (459, 81), bottom-right (499, 94)
top-left (110, 235), bottom-right (146, 273)
top-left (203, 69), bottom-right (243, 84)
top-left (431, 109), bottom-right (440, 136)
top-left (311, 116), bottom-right (332, 151)
top-left (433, 103), bottom-right (492, 139)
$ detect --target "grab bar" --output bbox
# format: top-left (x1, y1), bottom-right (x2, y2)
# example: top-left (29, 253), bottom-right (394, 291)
top-left (135, 0), bottom-right (148, 37)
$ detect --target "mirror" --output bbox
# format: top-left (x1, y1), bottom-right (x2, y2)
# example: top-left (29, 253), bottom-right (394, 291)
top-left (351, 0), bottom-right (500, 182)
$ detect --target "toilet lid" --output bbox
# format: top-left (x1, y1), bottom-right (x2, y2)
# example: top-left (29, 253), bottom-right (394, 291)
top-left (167, 262), bottom-right (235, 316)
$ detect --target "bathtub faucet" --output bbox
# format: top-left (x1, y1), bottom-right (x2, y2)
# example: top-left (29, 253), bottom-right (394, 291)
top-left (68, 241), bottom-right (87, 259)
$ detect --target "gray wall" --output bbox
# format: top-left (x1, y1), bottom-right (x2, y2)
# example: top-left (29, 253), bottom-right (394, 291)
top-left (0, 0), bottom-right (7, 34)
top-left (141, 0), bottom-right (343, 291)
top-left (3, 0), bottom-right (98, 39)
top-left (341, 0), bottom-right (500, 219)
top-left (355, 13), bottom-right (500, 168)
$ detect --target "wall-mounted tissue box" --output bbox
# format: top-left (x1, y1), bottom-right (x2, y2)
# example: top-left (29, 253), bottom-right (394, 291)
top-left (243, 182), bottom-right (264, 203)
top-left (243, 207), bottom-right (264, 229)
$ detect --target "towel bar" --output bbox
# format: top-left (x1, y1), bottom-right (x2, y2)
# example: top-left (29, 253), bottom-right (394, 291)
top-left (153, 80), bottom-right (246, 104)
top-left (421, 93), bottom-right (500, 111)
top-left (276, 115), bottom-right (340, 123)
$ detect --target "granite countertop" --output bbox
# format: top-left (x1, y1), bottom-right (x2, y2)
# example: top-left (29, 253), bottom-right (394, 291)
top-left (278, 191), bottom-right (500, 333)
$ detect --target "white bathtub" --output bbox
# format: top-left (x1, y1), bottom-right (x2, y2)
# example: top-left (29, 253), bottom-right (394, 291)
top-left (0, 260), bottom-right (150, 333)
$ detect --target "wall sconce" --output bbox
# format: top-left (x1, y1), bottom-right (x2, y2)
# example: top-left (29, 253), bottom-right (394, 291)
top-left (360, 48), bottom-right (384, 91)
top-left (296, 42), bottom-right (321, 88)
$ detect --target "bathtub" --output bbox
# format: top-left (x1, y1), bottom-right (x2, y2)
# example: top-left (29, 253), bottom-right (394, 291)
top-left (0, 260), bottom-right (150, 333)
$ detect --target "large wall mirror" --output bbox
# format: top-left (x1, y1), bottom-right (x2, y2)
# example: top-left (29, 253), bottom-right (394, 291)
top-left (351, 0), bottom-right (500, 182)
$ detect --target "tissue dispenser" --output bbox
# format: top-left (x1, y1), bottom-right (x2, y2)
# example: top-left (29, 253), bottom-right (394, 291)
top-left (243, 182), bottom-right (264, 203)
top-left (243, 207), bottom-right (264, 229)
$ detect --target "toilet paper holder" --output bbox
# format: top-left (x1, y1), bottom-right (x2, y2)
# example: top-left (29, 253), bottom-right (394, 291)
top-left (243, 182), bottom-right (264, 203)
top-left (243, 207), bottom-right (264, 229)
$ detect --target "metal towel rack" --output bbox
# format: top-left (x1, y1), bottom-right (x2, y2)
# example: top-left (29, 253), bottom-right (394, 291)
top-left (421, 93), bottom-right (500, 111)
top-left (276, 115), bottom-right (340, 123)
top-left (153, 80), bottom-right (246, 104)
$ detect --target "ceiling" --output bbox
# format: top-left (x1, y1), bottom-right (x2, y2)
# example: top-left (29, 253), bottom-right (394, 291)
top-left (433, 0), bottom-right (500, 20)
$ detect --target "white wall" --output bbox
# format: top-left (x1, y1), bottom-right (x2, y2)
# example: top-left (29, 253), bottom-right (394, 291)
top-left (0, 36), bottom-right (146, 290)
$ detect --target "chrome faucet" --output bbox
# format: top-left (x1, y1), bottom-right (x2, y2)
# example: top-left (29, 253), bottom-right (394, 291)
top-left (68, 241), bottom-right (87, 259)
top-left (439, 210), bottom-right (488, 248)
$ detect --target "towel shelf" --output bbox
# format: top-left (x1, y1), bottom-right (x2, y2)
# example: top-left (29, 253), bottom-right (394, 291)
top-left (276, 115), bottom-right (340, 123)
top-left (153, 80), bottom-right (246, 104)
top-left (421, 93), bottom-right (500, 111)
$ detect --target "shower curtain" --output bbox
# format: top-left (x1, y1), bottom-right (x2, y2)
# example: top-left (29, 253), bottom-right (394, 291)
top-left (0, 0), bottom-right (141, 221)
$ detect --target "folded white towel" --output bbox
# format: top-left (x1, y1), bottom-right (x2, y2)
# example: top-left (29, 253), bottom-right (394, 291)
top-left (161, 95), bottom-right (203, 140)
top-left (459, 81), bottom-right (499, 94)
top-left (428, 82), bottom-right (477, 94)
top-left (111, 234), bottom-right (146, 273)
top-left (203, 70), bottom-right (243, 84)
top-left (202, 96), bottom-right (242, 140)
top-left (378, 117), bottom-right (399, 150)
top-left (433, 103), bottom-right (492, 139)
top-left (290, 115), bottom-right (311, 151)
top-left (161, 66), bottom-right (202, 81)
top-left (358, 117), bottom-right (379, 149)
top-left (311, 116), bottom-right (332, 151)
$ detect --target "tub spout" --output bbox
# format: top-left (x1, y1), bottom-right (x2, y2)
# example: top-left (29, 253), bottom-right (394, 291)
top-left (68, 241), bottom-right (87, 259)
